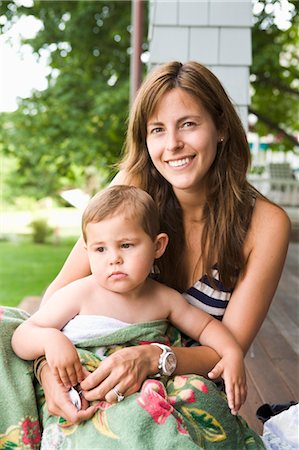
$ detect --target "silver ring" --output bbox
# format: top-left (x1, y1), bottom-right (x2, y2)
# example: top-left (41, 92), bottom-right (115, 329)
top-left (112, 387), bottom-right (125, 402)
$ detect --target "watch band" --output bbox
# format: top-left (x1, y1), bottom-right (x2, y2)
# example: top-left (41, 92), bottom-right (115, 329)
top-left (150, 343), bottom-right (176, 377)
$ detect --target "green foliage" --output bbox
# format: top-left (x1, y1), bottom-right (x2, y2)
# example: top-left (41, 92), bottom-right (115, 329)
top-left (0, 238), bottom-right (77, 306)
top-left (0, 0), bottom-right (297, 203)
top-left (0, 0), bottom-right (148, 200)
top-left (29, 217), bottom-right (54, 243)
top-left (250, 0), bottom-right (299, 149)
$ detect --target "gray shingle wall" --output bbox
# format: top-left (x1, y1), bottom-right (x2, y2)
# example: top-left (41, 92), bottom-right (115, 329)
top-left (148, 0), bottom-right (252, 128)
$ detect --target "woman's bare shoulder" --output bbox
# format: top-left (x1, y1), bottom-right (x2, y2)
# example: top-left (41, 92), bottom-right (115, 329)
top-left (110, 170), bottom-right (139, 187)
top-left (245, 196), bottom-right (291, 256)
top-left (252, 197), bottom-right (291, 233)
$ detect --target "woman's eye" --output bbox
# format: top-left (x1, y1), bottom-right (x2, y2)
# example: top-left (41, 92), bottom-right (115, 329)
top-left (150, 127), bottom-right (163, 134)
top-left (182, 121), bottom-right (195, 128)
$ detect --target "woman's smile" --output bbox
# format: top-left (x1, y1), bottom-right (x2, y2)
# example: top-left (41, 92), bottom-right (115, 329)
top-left (166, 155), bottom-right (195, 168)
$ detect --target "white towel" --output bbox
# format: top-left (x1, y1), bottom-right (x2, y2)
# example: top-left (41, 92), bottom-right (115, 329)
top-left (62, 315), bottom-right (130, 344)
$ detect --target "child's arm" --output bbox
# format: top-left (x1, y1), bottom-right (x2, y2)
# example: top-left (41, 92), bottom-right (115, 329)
top-left (167, 291), bottom-right (246, 415)
top-left (11, 282), bottom-right (85, 388)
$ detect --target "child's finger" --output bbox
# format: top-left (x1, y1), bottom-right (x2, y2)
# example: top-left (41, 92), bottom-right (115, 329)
top-left (225, 383), bottom-right (236, 414)
top-left (53, 371), bottom-right (63, 385)
top-left (233, 385), bottom-right (241, 413)
top-left (66, 366), bottom-right (80, 387)
top-left (231, 381), bottom-right (246, 414)
top-left (208, 362), bottom-right (223, 380)
top-left (59, 367), bottom-right (74, 388)
top-left (74, 361), bottom-right (84, 383)
top-left (53, 367), bottom-right (70, 388)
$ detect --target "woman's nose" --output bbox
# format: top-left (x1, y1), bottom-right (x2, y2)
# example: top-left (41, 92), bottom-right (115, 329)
top-left (166, 130), bottom-right (183, 152)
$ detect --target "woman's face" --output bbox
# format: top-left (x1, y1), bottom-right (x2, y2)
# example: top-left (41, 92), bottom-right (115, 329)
top-left (146, 88), bottom-right (220, 197)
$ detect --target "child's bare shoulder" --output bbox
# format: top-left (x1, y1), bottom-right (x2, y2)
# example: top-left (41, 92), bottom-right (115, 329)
top-left (149, 278), bottom-right (184, 302)
top-left (52, 275), bottom-right (95, 300)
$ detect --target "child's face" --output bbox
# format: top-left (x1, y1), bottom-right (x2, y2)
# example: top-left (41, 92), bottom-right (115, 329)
top-left (85, 213), bottom-right (159, 295)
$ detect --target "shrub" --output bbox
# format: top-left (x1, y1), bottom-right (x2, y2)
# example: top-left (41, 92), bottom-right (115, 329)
top-left (29, 218), bottom-right (54, 244)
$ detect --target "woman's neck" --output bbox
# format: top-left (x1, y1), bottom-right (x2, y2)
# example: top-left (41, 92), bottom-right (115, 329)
top-left (174, 188), bottom-right (206, 222)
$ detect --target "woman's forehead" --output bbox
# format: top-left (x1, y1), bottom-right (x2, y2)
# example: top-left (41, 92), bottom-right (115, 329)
top-left (148, 88), bottom-right (206, 122)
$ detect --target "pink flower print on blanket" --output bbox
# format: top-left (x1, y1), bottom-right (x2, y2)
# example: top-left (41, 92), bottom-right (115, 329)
top-left (21, 417), bottom-right (41, 449)
top-left (137, 379), bottom-right (189, 435)
top-left (0, 417), bottom-right (41, 450)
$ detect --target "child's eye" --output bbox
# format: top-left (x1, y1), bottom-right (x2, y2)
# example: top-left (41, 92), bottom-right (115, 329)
top-left (97, 246), bottom-right (105, 253)
top-left (121, 243), bottom-right (132, 249)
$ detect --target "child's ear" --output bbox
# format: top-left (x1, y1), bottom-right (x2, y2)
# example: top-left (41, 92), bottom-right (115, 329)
top-left (154, 233), bottom-right (168, 259)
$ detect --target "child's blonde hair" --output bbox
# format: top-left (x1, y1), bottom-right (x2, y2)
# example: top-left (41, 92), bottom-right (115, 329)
top-left (82, 185), bottom-right (160, 243)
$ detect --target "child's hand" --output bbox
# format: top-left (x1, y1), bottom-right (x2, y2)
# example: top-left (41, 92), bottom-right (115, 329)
top-left (208, 353), bottom-right (247, 415)
top-left (45, 332), bottom-right (85, 389)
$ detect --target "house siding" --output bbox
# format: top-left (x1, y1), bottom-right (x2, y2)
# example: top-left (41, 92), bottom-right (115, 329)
top-left (148, 0), bottom-right (252, 128)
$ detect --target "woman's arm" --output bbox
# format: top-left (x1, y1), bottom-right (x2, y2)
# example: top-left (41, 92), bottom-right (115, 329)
top-left (171, 199), bottom-right (290, 378)
top-left (152, 199), bottom-right (291, 382)
top-left (222, 199), bottom-right (290, 355)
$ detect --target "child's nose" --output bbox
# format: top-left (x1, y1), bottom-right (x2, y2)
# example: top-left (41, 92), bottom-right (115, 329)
top-left (109, 250), bottom-right (122, 264)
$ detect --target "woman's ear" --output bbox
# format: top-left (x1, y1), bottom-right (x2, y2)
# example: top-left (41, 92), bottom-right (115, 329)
top-left (154, 233), bottom-right (169, 259)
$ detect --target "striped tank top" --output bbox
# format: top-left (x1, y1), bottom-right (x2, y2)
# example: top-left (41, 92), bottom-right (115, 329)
top-left (182, 267), bottom-right (233, 347)
top-left (183, 267), bottom-right (232, 321)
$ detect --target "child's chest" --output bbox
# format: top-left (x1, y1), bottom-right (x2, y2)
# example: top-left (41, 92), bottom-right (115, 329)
top-left (79, 291), bottom-right (169, 324)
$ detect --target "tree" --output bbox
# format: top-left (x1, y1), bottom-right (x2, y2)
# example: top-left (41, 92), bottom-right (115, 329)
top-left (0, 1), bottom-right (148, 199)
top-left (250, 0), bottom-right (299, 150)
top-left (0, 0), bottom-right (297, 201)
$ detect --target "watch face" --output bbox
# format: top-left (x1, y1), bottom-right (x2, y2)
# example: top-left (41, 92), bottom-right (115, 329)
top-left (163, 352), bottom-right (177, 376)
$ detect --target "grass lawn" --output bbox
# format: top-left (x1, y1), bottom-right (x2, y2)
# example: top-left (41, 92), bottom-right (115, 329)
top-left (0, 237), bottom-right (77, 307)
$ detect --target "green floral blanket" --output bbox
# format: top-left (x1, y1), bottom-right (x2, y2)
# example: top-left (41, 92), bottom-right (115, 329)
top-left (0, 306), bottom-right (265, 449)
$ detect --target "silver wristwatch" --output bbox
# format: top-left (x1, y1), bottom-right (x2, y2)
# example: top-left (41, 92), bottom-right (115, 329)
top-left (151, 343), bottom-right (177, 377)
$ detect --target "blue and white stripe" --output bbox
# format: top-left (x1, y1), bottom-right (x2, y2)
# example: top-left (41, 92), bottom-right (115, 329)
top-left (183, 269), bottom-right (232, 320)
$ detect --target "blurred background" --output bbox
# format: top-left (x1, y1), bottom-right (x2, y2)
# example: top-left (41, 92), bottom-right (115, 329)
top-left (0, 0), bottom-right (298, 306)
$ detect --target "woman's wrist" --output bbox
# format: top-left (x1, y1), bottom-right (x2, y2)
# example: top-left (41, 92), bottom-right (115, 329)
top-left (172, 345), bottom-right (220, 377)
top-left (145, 344), bottom-right (164, 376)
top-left (33, 356), bottom-right (48, 385)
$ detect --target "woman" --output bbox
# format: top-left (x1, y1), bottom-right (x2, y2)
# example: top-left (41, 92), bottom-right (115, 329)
top-left (41, 60), bottom-right (289, 414)
top-left (0, 61), bottom-right (290, 448)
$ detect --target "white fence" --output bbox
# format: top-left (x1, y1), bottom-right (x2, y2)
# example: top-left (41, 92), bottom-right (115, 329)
top-left (248, 176), bottom-right (299, 207)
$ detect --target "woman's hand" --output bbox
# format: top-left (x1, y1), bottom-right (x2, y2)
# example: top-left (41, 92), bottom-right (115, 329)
top-left (80, 345), bottom-right (161, 403)
top-left (40, 363), bottom-right (96, 424)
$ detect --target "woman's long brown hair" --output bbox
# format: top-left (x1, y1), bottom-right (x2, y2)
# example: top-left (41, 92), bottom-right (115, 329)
top-left (119, 61), bottom-right (262, 292)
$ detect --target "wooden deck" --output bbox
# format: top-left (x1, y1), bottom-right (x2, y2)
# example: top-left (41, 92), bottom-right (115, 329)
top-left (239, 241), bottom-right (299, 434)
top-left (18, 242), bottom-right (299, 435)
